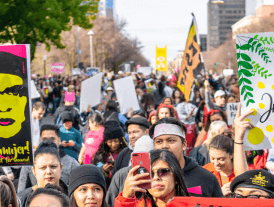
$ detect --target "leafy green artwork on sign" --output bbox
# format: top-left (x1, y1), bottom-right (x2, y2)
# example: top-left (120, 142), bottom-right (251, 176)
top-left (236, 34), bottom-right (273, 107)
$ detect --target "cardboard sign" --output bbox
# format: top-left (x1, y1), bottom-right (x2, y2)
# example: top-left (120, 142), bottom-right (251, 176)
top-left (168, 197), bottom-right (274, 207)
top-left (71, 68), bottom-right (81, 75)
top-left (114, 76), bottom-right (140, 114)
top-left (51, 63), bottom-right (65, 73)
top-left (227, 103), bottom-right (239, 125)
top-left (64, 92), bottom-right (75, 102)
top-left (137, 67), bottom-right (152, 76)
top-left (0, 44), bottom-right (33, 166)
top-left (236, 32), bottom-right (274, 150)
top-left (30, 80), bottom-right (40, 99)
top-left (80, 73), bottom-right (103, 113)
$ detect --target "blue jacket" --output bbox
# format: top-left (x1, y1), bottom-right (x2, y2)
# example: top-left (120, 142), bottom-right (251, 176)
top-left (59, 126), bottom-right (83, 160)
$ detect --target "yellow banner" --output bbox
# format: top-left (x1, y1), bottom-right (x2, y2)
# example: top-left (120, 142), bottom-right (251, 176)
top-left (156, 45), bottom-right (167, 71)
top-left (177, 18), bottom-right (204, 101)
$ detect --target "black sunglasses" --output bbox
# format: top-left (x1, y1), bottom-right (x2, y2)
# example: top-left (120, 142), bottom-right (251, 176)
top-left (232, 193), bottom-right (270, 199)
top-left (151, 168), bottom-right (172, 179)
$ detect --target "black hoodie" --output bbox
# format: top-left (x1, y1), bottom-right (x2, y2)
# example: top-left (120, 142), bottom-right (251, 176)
top-left (183, 156), bottom-right (223, 197)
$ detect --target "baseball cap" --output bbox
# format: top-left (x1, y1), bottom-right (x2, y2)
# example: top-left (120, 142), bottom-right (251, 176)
top-left (214, 90), bottom-right (226, 99)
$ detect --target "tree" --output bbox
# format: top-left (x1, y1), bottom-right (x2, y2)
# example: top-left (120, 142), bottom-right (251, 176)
top-left (0, 0), bottom-right (99, 59)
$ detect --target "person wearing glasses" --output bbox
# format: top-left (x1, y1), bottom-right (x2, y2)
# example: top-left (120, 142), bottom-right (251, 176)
top-left (230, 169), bottom-right (274, 199)
top-left (115, 149), bottom-right (190, 207)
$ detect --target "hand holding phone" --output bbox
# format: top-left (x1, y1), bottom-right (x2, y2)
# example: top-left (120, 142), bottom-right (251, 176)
top-left (122, 165), bottom-right (151, 198)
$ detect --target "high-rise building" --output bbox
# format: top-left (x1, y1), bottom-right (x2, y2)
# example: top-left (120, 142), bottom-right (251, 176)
top-left (98, 0), bottom-right (114, 19)
top-left (200, 34), bottom-right (207, 52)
top-left (207, 0), bottom-right (245, 50)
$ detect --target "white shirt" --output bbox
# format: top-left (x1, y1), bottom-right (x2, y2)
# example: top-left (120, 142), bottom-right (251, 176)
top-left (32, 117), bottom-right (40, 147)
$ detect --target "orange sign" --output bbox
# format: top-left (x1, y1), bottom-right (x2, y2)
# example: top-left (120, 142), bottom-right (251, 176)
top-left (177, 17), bottom-right (204, 101)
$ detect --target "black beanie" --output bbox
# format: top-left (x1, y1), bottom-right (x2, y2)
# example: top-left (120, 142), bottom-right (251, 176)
top-left (68, 165), bottom-right (106, 197)
top-left (103, 120), bottom-right (124, 140)
top-left (62, 112), bottom-right (73, 123)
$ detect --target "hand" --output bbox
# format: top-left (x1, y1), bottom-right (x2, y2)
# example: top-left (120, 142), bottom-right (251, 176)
top-left (204, 80), bottom-right (210, 88)
top-left (234, 103), bottom-right (255, 143)
top-left (122, 165), bottom-right (151, 198)
top-left (7, 173), bottom-right (14, 181)
top-left (102, 163), bottom-right (114, 172)
top-left (68, 140), bottom-right (75, 147)
top-left (61, 141), bottom-right (69, 147)
top-left (127, 108), bottom-right (134, 118)
top-left (78, 156), bottom-right (83, 164)
top-left (185, 115), bottom-right (190, 121)
top-left (198, 122), bottom-right (203, 127)
top-left (221, 182), bottom-right (232, 197)
top-left (86, 105), bottom-right (92, 113)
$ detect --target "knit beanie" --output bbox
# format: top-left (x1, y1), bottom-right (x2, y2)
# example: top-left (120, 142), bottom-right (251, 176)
top-left (68, 165), bottom-right (106, 197)
top-left (103, 120), bottom-right (124, 140)
top-left (134, 135), bottom-right (154, 153)
top-left (62, 112), bottom-right (73, 123)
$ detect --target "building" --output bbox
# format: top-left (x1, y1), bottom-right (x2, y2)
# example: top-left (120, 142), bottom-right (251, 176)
top-left (173, 50), bottom-right (184, 70)
top-left (232, 0), bottom-right (274, 38)
top-left (207, 0), bottom-right (245, 50)
top-left (200, 34), bottom-right (207, 52)
top-left (98, 0), bottom-right (114, 19)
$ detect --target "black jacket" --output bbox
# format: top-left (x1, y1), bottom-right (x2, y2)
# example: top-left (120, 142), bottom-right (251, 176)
top-left (183, 156), bottom-right (223, 197)
top-left (17, 180), bottom-right (68, 207)
top-left (111, 147), bottom-right (132, 176)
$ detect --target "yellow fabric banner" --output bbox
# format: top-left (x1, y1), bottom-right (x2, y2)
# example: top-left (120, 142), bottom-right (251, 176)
top-left (177, 18), bottom-right (204, 101)
top-left (156, 45), bottom-right (167, 72)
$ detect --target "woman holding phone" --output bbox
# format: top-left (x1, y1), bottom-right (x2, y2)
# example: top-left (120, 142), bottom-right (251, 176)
top-left (115, 149), bottom-right (189, 207)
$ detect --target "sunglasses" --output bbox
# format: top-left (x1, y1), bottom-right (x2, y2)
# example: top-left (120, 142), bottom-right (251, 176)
top-left (151, 168), bottom-right (172, 180)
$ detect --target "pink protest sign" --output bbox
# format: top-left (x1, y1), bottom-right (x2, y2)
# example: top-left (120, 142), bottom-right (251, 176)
top-left (51, 63), bottom-right (65, 73)
top-left (137, 64), bottom-right (141, 69)
top-left (65, 92), bottom-right (75, 102)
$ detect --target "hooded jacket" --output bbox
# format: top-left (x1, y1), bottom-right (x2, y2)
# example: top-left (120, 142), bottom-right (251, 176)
top-left (111, 147), bottom-right (133, 176)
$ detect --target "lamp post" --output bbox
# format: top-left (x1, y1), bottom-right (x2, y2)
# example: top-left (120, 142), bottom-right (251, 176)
top-left (43, 55), bottom-right (47, 75)
top-left (77, 27), bottom-right (81, 68)
top-left (88, 30), bottom-right (94, 69)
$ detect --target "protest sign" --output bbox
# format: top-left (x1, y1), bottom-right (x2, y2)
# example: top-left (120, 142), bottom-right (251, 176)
top-left (137, 67), bottom-right (152, 76)
top-left (51, 63), bottom-right (65, 73)
top-left (0, 44), bottom-right (33, 166)
top-left (80, 73), bottom-right (103, 113)
top-left (30, 80), bottom-right (40, 99)
top-left (114, 76), bottom-right (140, 114)
top-left (236, 32), bottom-right (274, 150)
top-left (168, 197), bottom-right (274, 207)
top-left (227, 103), bottom-right (239, 125)
top-left (71, 68), bottom-right (81, 75)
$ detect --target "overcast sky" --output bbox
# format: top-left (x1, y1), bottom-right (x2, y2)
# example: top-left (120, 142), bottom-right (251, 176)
top-left (115, 0), bottom-right (208, 69)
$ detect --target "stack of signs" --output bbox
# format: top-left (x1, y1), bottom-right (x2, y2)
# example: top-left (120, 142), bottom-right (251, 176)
top-left (236, 32), bottom-right (274, 150)
top-left (0, 44), bottom-right (33, 166)
top-left (227, 103), bottom-right (239, 125)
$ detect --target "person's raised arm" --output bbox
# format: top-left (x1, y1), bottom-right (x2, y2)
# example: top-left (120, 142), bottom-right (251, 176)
top-left (204, 80), bottom-right (215, 111)
top-left (234, 103), bottom-right (254, 176)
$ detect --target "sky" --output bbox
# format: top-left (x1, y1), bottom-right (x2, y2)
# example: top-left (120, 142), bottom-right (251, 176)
top-left (115, 0), bottom-right (209, 69)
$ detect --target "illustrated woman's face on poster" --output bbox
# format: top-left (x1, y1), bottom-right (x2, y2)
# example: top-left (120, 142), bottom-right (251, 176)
top-left (0, 73), bottom-right (27, 138)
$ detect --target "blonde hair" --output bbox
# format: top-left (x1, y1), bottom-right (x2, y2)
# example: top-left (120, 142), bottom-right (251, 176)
top-left (204, 121), bottom-right (228, 147)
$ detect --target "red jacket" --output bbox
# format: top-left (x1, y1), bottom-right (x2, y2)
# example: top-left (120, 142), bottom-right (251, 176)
top-left (114, 192), bottom-right (188, 207)
top-left (203, 163), bottom-right (235, 187)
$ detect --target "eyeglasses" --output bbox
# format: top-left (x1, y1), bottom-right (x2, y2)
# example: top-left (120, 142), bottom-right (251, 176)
top-left (151, 168), bottom-right (172, 180)
top-left (232, 193), bottom-right (270, 199)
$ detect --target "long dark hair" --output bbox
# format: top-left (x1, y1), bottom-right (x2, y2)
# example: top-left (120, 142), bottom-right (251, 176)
top-left (204, 109), bottom-right (227, 132)
top-left (138, 150), bottom-right (189, 207)
top-left (92, 137), bottom-right (128, 165)
top-left (0, 176), bottom-right (18, 207)
top-left (158, 82), bottom-right (165, 96)
top-left (172, 88), bottom-right (185, 103)
top-left (140, 93), bottom-right (155, 116)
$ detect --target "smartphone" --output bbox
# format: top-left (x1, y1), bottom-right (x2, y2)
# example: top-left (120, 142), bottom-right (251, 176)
top-left (65, 141), bottom-right (69, 143)
top-left (131, 152), bottom-right (151, 189)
